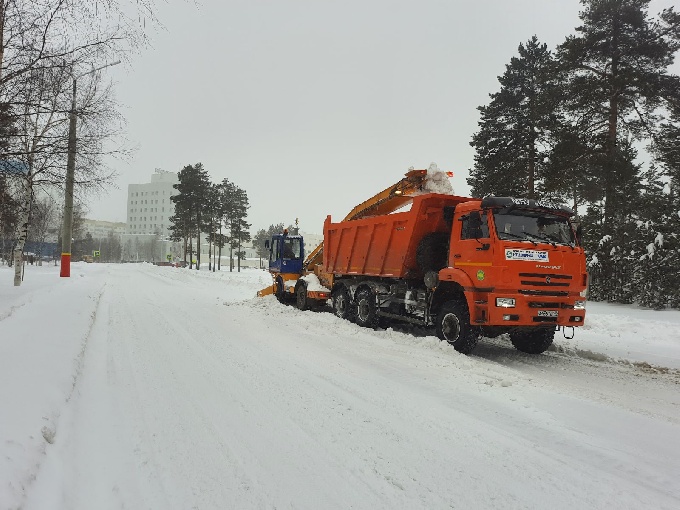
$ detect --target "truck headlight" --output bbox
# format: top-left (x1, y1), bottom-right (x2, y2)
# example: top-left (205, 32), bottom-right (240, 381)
top-left (496, 297), bottom-right (516, 308)
top-left (574, 300), bottom-right (586, 310)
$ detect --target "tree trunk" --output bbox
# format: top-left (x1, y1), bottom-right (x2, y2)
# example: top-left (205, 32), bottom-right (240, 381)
top-left (218, 224), bottom-right (222, 270)
top-left (196, 210), bottom-right (201, 270)
top-left (12, 175), bottom-right (31, 286)
top-left (0, 2), bottom-right (5, 83)
top-left (207, 216), bottom-right (212, 271)
top-left (208, 235), bottom-right (212, 271)
top-left (604, 15), bottom-right (620, 224)
top-left (527, 128), bottom-right (536, 199)
top-left (237, 237), bottom-right (241, 272)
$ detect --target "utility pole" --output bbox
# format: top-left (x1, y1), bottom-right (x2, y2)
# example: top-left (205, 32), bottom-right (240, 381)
top-left (60, 60), bottom-right (120, 277)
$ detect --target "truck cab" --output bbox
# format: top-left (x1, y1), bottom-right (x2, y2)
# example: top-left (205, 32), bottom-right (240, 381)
top-left (433, 197), bottom-right (587, 352)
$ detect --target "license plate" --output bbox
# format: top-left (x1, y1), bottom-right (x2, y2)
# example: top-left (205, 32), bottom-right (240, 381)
top-left (537, 310), bottom-right (558, 317)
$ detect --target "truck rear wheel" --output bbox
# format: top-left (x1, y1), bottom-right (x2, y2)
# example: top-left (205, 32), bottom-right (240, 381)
top-left (355, 287), bottom-right (378, 328)
top-left (435, 300), bottom-right (479, 354)
top-left (332, 286), bottom-right (352, 321)
top-left (295, 281), bottom-right (309, 310)
top-left (510, 327), bottom-right (555, 354)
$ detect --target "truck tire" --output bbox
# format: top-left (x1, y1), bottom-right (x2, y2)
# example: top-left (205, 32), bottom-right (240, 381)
top-left (332, 286), bottom-right (352, 321)
top-left (510, 327), bottom-right (555, 354)
top-left (355, 287), bottom-right (378, 328)
top-left (435, 300), bottom-right (479, 354)
top-left (416, 232), bottom-right (449, 273)
top-left (295, 281), bottom-right (309, 310)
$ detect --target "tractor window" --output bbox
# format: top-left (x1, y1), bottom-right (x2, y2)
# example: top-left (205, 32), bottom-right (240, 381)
top-left (282, 238), bottom-right (302, 259)
top-left (270, 239), bottom-right (280, 261)
top-left (461, 212), bottom-right (489, 240)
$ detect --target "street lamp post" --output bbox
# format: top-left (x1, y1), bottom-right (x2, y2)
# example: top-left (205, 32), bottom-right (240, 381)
top-left (60, 61), bottom-right (120, 277)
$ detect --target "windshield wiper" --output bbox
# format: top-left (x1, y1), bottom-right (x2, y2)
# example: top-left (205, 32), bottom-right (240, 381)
top-left (499, 232), bottom-right (537, 245)
top-left (524, 232), bottom-right (559, 247)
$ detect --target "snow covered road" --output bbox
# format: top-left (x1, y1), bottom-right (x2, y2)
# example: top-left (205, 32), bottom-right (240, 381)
top-left (2, 263), bottom-right (679, 509)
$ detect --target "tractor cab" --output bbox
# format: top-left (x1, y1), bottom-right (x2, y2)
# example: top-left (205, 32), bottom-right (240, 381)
top-left (267, 231), bottom-right (305, 274)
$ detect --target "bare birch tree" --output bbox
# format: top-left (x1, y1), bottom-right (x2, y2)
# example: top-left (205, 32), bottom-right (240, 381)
top-left (1, 0), bottom-right (167, 285)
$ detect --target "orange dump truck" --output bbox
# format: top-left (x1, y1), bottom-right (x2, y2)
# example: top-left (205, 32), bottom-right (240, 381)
top-left (323, 193), bottom-right (587, 354)
top-left (259, 169), bottom-right (587, 354)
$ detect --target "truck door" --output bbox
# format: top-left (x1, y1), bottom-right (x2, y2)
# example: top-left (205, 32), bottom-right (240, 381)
top-left (451, 210), bottom-right (494, 287)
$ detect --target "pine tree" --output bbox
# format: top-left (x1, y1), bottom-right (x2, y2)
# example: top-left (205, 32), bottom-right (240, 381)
top-left (202, 184), bottom-right (220, 271)
top-left (253, 223), bottom-right (285, 260)
top-left (556, 0), bottom-right (680, 302)
top-left (631, 169), bottom-right (680, 309)
top-left (556, 0), bottom-right (680, 221)
top-left (468, 36), bottom-right (559, 199)
top-left (171, 163), bottom-right (211, 269)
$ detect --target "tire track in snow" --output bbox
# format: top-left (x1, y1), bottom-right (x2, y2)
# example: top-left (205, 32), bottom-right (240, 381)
top-left (19, 281), bottom-right (107, 510)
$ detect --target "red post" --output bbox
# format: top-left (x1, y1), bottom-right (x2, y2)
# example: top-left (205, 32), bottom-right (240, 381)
top-left (60, 253), bottom-right (71, 277)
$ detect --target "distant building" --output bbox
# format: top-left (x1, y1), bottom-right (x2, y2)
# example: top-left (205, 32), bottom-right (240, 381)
top-left (82, 219), bottom-right (126, 241)
top-left (126, 169), bottom-right (178, 237)
top-left (300, 230), bottom-right (323, 253)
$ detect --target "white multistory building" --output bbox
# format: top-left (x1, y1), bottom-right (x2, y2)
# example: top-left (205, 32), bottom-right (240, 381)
top-left (82, 219), bottom-right (126, 240)
top-left (125, 169), bottom-right (178, 237)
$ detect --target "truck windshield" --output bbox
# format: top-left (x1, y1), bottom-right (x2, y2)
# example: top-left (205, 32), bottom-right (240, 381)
top-left (492, 211), bottom-right (575, 246)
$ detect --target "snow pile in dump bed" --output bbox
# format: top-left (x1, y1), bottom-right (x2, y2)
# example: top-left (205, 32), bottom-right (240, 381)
top-left (421, 162), bottom-right (454, 195)
top-left (284, 274), bottom-right (330, 294)
top-left (300, 273), bottom-right (330, 292)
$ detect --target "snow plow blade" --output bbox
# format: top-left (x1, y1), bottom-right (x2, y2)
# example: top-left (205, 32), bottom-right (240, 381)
top-left (256, 285), bottom-right (274, 297)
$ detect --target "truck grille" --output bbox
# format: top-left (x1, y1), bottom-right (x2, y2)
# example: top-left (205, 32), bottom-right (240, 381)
top-left (519, 272), bottom-right (572, 288)
top-left (519, 273), bottom-right (573, 279)
top-left (533, 316), bottom-right (558, 323)
top-left (528, 301), bottom-right (559, 308)
top-left (519, 290), bottom-right (569, 297)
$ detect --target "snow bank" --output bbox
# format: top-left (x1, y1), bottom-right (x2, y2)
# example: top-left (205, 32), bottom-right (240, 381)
top-left (2, 263), bottom-right (680, 510)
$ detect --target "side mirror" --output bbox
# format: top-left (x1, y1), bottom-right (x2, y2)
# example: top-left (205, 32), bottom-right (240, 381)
top-left (265, 240), bottom-right (270, 249)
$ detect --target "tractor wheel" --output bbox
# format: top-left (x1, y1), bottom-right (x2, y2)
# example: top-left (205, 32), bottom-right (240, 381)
top-left (295, 281), bottom-right (309, 310)
top-left (510, 327), bottom-right (555, 354)
top-left (332, 286), bottom-right (352, 321)
top-left (354, 287), bottom-right (378, 328)
top-left (275, 276), bottom-right (286, 303)
top-left (435, 299), bottom-right (479, 354)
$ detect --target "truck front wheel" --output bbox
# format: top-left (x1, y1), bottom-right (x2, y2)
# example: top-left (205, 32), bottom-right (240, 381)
top-left (510, 327), bottom-right (555, 354)
top-left (332, 286), bottom-right (352, 321)
top-left (435, 300), bottom-right (479, 354)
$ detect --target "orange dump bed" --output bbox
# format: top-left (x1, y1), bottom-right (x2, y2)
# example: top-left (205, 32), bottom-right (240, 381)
top-left (323, 194), bottom-right (472, 279)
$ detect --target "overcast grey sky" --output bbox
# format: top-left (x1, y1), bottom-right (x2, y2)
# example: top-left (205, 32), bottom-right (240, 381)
top-left (89, 0), bottom-right (678, 234)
